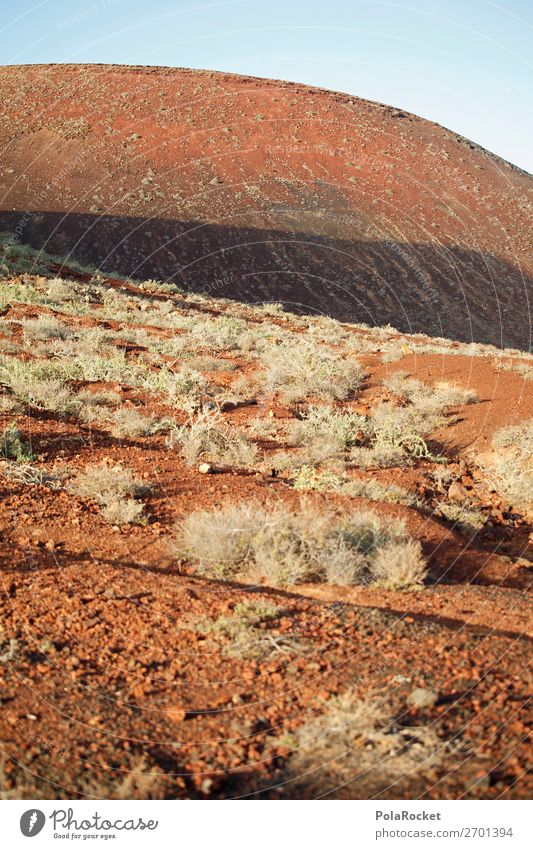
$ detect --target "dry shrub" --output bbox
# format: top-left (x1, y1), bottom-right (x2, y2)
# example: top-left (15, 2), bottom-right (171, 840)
top-left (22, 315), bottom-right (74, 344)
top-left (436, 502), bottom-right (486, 532)
top-left (370, 539), bottom-right (427, 589)
top-left (174, 500), bottom-right (426, 589)
top-left (384, 372), bottom-right (477, 413)
top-left (261, 342), bottom-right (364, 402)
top-left (76, 389), bottom-right (121, 424)
top-left (291, 405), bottom-right (367, 463)
top-left (478, 419), bottom-right (533, 509)
top-left (109, 408), bottom-right (157, 438)
top-left (293, 466), bottom-right (417, 507)
top-left (169, 408), bottom-right (257, 468)
top-left (196, 602), bottom-right (302, 659)
top-left (0, 358), bottom-right (78, 414)
top-left (279, 689), bottom-right (444, 797)
top-left (70, 462), bottom-right (150, 525)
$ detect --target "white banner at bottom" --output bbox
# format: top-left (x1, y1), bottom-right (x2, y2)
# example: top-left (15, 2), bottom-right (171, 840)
top-left (2, 799), bottom-right (531, 848)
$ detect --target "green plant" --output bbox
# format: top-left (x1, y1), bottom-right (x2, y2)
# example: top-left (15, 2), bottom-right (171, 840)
top-left (1, 425), bottom-right (34, 462)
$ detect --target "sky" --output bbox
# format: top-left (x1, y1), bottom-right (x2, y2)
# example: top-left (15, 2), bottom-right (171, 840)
top-left (2, 0), bottom-right (532, 173)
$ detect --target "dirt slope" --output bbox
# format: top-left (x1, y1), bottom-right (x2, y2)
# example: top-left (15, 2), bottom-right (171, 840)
top-left (0, 241), bottom-right (531, 799)
top-left (0, 64), bottom-right (532, 348)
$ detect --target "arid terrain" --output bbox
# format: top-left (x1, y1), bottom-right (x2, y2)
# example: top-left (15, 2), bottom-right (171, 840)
top-left (0, 64), bottom-right (532, 348)
top-left (0, 65), bottom-right (531, 800)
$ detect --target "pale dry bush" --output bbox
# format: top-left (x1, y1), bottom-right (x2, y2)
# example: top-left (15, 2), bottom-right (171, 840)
top-left (109, 408), bottom-right (158, 438)
top-left (76, 389), bottom-right (122, 424)
top-left (260, 342), bottom-right (364, 402)
top-left (196, 602), bottom-right (301, 660)
top-left (479, 419), bottom-right (533, 509)
top-left (21, 315), bottom-right (74, 344)
top-left (280, 689), bottom-right (443, 796)
top-left (174, 500), bottom-right (426, 589)
top-left (291, 405), bottom-right (367, 463)
top-left (494, 360), bottom-right (533, 380)
top-left (381, 349), bottom-right (404, 363)
top-left (348, 403), bottom-right (436, 469)
top-left (293, 466), bottom-right (417, 507)
top-left (70, 462), bottom-right (150, 525)
top-left (45, 277), bottom-right (77, 303)
top-left (370, 539), bottom-right (427, 588)
top-left (0, 358), bottom-right (78, 414)
top-left (142, 367), bottom-right (208, 411)
top-left (384, 372), bottom-right (477, 413)
top-left (436, 502), bottom-right (486, 531)
top-left (169, 408), bottom-right (257, 468)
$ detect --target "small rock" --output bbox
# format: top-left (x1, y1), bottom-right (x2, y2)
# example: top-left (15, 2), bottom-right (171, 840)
top-left (198, 463), bottom-right (213, 474)
top-left (167, 706), bottom-right (187, 723)
top-left (448, 481), bottom-right (470, 503)
top-left (201, 778), bottom-right (213, 795)
top-left (407, 688), bottom-right (438, 709)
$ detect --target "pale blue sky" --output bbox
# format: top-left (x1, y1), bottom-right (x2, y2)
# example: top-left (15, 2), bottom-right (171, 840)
top-left (2, 0), bottom-right (532, 172)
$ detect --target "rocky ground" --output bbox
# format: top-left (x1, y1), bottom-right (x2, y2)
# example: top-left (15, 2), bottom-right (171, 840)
top-left (0, 241), bottom-right (531, 799)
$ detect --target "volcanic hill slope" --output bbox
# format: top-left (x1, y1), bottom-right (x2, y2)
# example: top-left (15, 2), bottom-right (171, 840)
top-left (0, 63), bottom-right (532, 349)
top-left (0, 236), bottom-right (531, 800)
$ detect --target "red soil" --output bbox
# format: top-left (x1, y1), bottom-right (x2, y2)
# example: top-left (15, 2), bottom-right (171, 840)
top-left (0, 263), bottom-right (531, 799)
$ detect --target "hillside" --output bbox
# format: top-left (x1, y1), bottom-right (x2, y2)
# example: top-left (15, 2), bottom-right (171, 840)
top-left (0, 239), bottom-right (531, 799)
top-left (0, 64), bottom-right (532, 349)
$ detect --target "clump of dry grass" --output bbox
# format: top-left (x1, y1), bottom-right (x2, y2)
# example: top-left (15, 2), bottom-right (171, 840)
top-left (436, 502), bottom-right (486, 532)
top-left (349, 403), bottom-right (438, 469)
top-left (290, 405), bottom-right (367, 463)
top-left (142, 367), bottom-right (208, 411)
top-left (109, 408), bottom-right (158, 438)
top-left (278, 689), bottom-right (444, 796)
top-left (0, 358), bottom-right (78, 414)
top-left (260, 342), bottom-right (364, 402)
top-left (384, 372), bottom-right (477, 412)
top-left (169, 408), bottom-right (257, 468)
top-left (70, 462), bottom-right (151, 525)
top-left (76, 389), bottom-right (122, 425)
top-left (494, 360), bottom-right (533, 380)
top-left (293, 466), bottom-right (418, 507)
top-left (0, 461), bottom-right (63, 489)
top-left (479, 419), bottom-right (533, 509)
top-left (174, 500), bottom-right (426, 589)
top-left (196, 602), bottom-right (303, 659)
top-left (21, 315), bottom-right (74, 344)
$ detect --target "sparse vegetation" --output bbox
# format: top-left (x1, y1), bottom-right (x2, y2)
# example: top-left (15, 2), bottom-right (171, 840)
top-left (70, 462), bottom-right (151, 525)
top-left (293, 466), bottom-right (418, 506)
top-left (196, 602), bottom-right (304, 659)
top-left (109, 408), bottom-right (158, 438)
top-left (436, 502), bottom-right (486, 531)
top-left (278, 689), bottom-right (444, 795)
top-left (260, 342), bottom-right (364, 402)
top-left (169, 408), bottom-right (257, 467)
top-left (480, 419), bottom-right (533, 509)
top-left (1, 425), bottom-right (34, 462)
top-left (174, 500), bottom-right (426, 589)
